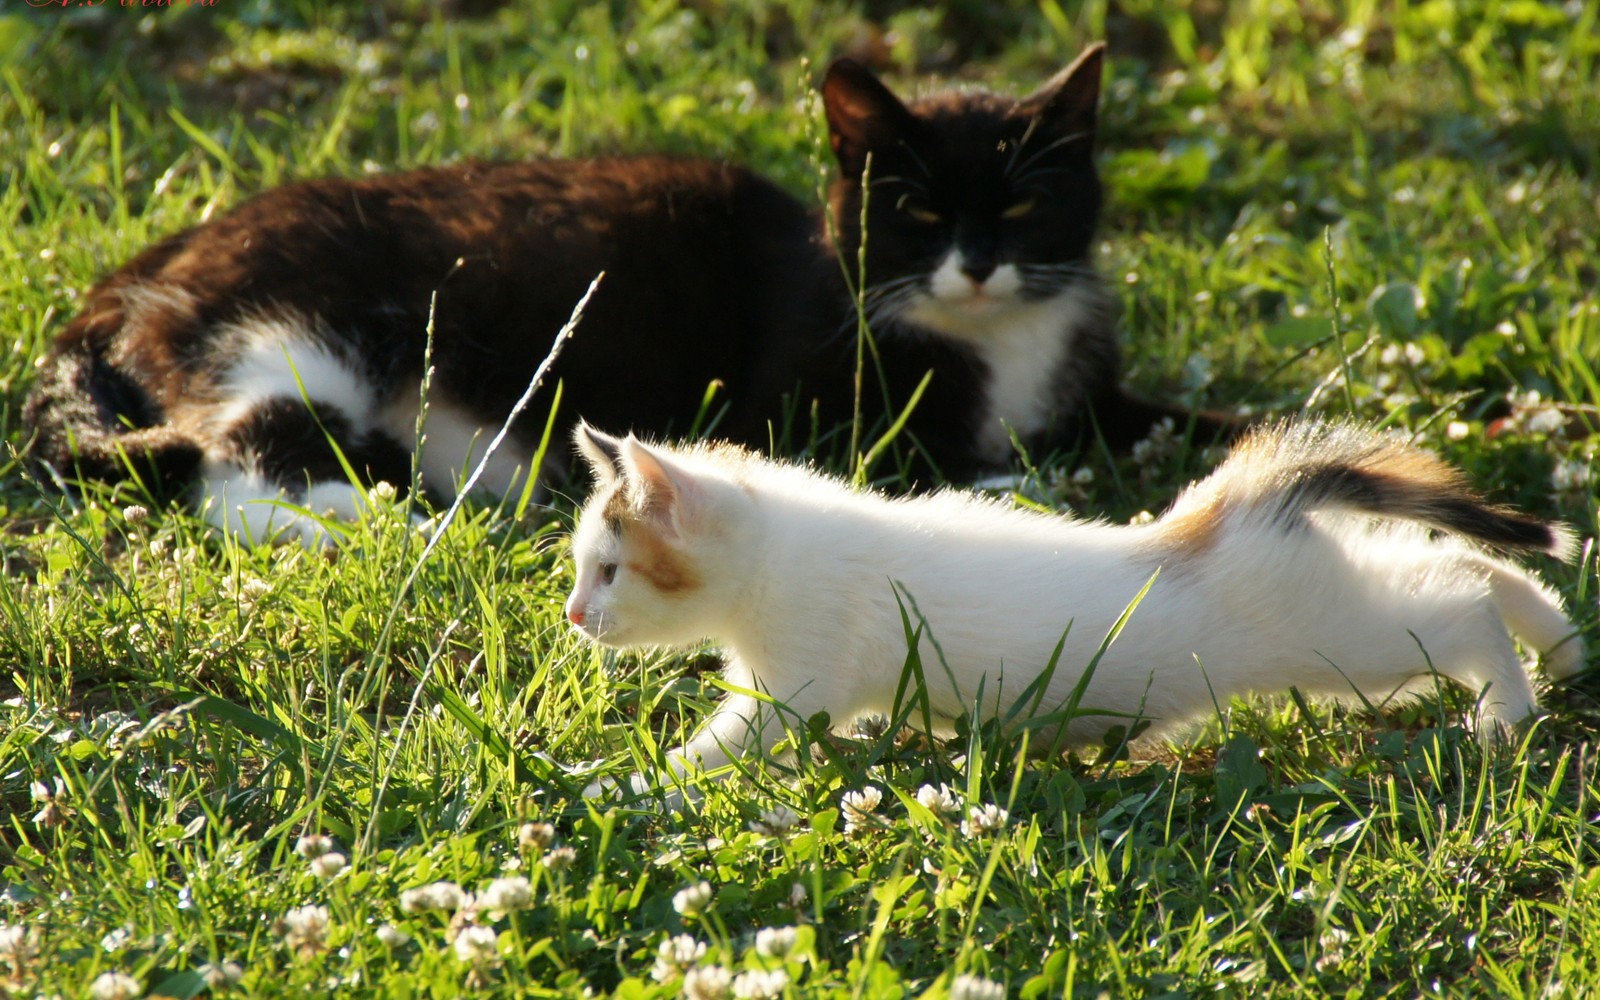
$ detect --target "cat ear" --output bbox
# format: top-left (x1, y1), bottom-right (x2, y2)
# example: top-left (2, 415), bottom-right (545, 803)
top-left (1018, 42), bottom-right (1105, 137)
top-left (575, 422), bottom-right (626, 487)
top-left (620, 436), bottom-right (699, 536)
top-left (821, 58), bottom-right (918, 178)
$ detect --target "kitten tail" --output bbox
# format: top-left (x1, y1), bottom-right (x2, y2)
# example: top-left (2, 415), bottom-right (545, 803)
top-left (1162, 419), bottom-right (1576, 560)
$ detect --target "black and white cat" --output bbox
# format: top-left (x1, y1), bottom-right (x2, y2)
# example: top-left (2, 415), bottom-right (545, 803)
top-left (566, 419), bottom-right (1581, 796)
top-left (23, 44), bottom-right (1227, 545)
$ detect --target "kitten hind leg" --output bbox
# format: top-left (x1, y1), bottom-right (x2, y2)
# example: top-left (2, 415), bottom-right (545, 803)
top-left (1480, 554), bottom-right (1585, 678)
top-left (1420, 599), bottom-right (1540, 736)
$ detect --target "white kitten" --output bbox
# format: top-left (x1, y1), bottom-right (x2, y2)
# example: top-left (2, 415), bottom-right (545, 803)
top-left (565, 420), bottom-right (1584, 796)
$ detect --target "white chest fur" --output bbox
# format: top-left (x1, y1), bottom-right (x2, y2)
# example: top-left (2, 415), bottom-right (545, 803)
top-left (902, 257), bottom-right (1095, 464)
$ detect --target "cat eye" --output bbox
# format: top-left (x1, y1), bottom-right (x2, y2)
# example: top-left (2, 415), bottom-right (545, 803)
top-left (895, 195), bottom-right (943, 224)
top-left (600, 562), bottom-right (618, 585)
top-left (1002, 197), bottom-right (1037, 220)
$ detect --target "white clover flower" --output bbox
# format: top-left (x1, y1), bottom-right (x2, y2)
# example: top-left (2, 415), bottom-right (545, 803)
top-left (198, 961), bottom-right (244, 988)
top-left (542, 846), bottom-right (578, 872)
top-left (295, 834), bottom-right (334, 859)
top-left (1527, 408), bottom-right (1567, 436)
top-left (30, 777), bottom-right (69, 828)
top-left (673, 881), bottom-right (714, 917)
top-left (749, 804), bottom-right (800, 836)
top-left (915, 783), bottom-right (961, 818)
top-left (1070, 466), bottom-right (1095, 486)
top-left (683, 965), bottom-right (733, 1000)
top-left (650, 933), bottom-right (707, 982)
top-left (1446, 420), bottom-right (1470, 441)
top-left (224, 575), bottom-right (271, 610)
top-left (309, 852), bottom-right (348, 879)
top-left (754, 925), bottom-right (798, 959)
top-left (280, 904), bottom-right (330, 958)
top-left (399, 880), bottom-right (467, 914)
top-left (88, 971), bottom-right (142, 1000)
top-left (732, 967), bottom-right (790, 999)
top-left (453, 924), bottom-right (501, 966)
top-left (1551, 459), bottom-right (1590, 497)
top-left (1379, 343), bottom-right (1425, 367)
top-left (1131, 417), bottom-right (1178, 468)
top-left (961, 804), bottom-right (1010, 837)
top-left (518, 822), bottom-right (555, 852)
top-left (122, 504), bottom-right (149, 525)
top-left (375, 923), bottom-right (410, 948)
top-left (841, 786), bottom-right (883, 834)
top-left (478, 876), bottom-right (533, 918)
top-left (100, 926), bottom-right (132, 952)
top-left (0, 922), bottom-right (38, 965)
top-left (1181, 353), bottom-right (1213, 391)
top-left (950, 973), bottom-right (1005, 1000)
top-left (1315, 926), bottom-right (1351, 972)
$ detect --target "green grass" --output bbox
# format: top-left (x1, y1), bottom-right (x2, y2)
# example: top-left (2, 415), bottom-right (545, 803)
top-left (3, 1), bottom-right (1599, 996)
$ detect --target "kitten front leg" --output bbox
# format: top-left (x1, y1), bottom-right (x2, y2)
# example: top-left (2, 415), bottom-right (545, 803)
top-left (584, 691), bottom-right (804, 805)
top-left (657, 691), bottom-right (788, 784)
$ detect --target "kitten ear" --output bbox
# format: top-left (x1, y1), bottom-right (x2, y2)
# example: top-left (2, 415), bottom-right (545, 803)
top-left (620, 437), bottom-right (699, 536)
top-left (821, 58), bottom-right (918, 178)
top-left (1018, 42), bottom-right (1105, 137)
top-left (575, 422), bottom-right (626, 487)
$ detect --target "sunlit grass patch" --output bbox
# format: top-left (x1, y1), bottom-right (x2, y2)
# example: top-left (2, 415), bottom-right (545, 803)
top-left (3, 0), bottom-right (1599, 996)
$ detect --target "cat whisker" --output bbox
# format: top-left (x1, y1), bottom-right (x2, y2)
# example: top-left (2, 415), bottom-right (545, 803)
top-left (1004, 130), bottom-right (1094, 182)
top-left (867, 174), bottom-right (930, 196)
top-left (1016, 262), bottom-right (1098, 296)
top-left (897, 144), bottom-right (936, 187)
top-left (829, 278), bottom-right (927, 345)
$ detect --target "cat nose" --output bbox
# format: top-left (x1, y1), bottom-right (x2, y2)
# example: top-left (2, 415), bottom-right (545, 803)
top-left (566, 601), bottom-right (586, 627)
top-left (960, 257), bottom-right (996, 285)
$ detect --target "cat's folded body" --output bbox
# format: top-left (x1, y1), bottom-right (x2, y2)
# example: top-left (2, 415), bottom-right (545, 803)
top-left (23, 44), bottom-right (1230, 546)
top-left (565, 419), bottom-right (1583, 797)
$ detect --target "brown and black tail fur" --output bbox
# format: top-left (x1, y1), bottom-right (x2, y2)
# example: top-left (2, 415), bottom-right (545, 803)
top-left (22, 346), bottom-right (204, 501)
top-left (21, 233), bottom-right (206, 502)
top-left (1164, 419), bottom-right (1573, 558)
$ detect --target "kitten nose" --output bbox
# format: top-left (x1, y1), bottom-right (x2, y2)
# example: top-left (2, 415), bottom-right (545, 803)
top-left (566, 602), bottom-right (586, 627)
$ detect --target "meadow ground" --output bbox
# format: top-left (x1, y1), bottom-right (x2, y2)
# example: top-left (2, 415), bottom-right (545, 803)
top-left (2, 1), bottom-right (1599, 996)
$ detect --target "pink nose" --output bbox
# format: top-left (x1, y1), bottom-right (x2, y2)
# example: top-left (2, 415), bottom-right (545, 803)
top-left (567, 603), bottom-right (585, 626)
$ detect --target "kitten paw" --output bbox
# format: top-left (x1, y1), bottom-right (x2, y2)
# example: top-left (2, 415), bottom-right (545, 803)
top-left (1542, 633), bottom-right (1588, 680)
top-left (582, 771), bottom-right (688, 809)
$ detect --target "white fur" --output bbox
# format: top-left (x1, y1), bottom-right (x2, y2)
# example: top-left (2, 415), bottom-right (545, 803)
top-left (903, 262), bottom-right (1097, 463)
top-left (198, 459), bottom-right (367, 548)
top-left (925, 250), bottom-right (1025, 303)
top-left (212, 314), bottom-right (375, 433)
top-left (188, 315), bottom-right (537, 548)
top-left (182, 315), bottom-right (377, 547)
top-left (379, 391), bottom-right (530, 499)
top-left (567, 424), bottom-right (1583, 795)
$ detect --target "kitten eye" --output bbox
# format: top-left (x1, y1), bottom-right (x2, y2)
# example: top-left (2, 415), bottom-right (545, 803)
top-left (1002, 197), bottom-right (1036, 220)
top-left (895, 194), bottom-right (943, 224)
top-left (600, 562), bottom-right (618, 585)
